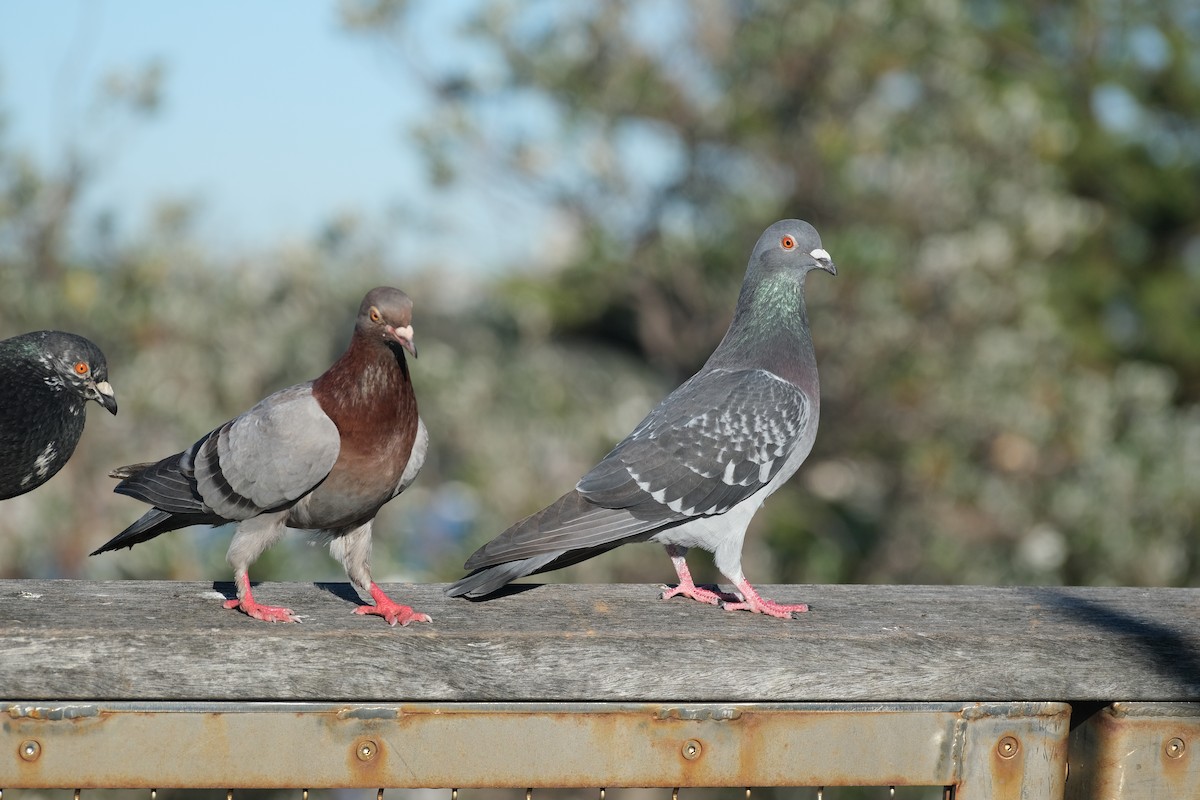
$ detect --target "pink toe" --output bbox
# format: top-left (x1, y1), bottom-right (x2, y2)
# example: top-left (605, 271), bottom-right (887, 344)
top-left (356, 602), bottom-right (431, 627)
top-left (660, 583), bottom-right (729, 606)
top-left (225, 598), bottom-right (300, 623)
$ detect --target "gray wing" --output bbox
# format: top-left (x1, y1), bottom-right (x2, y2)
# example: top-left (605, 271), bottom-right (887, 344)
top-left (186, 382), bottom-right (341, 519)
top-left (462, 368), bottom-right (813, 569)
top-left (577, 367), bottom-right (813, 517)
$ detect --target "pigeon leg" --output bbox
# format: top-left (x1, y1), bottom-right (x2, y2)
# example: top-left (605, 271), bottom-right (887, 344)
top-left (223, 570), bottom-right (301, 623)
top-left (659, 545), bottom-right (739, 606)
top-left (720, 578), bottom-right (809, 619)
top-left (354, 582), bottom-right (432, 627)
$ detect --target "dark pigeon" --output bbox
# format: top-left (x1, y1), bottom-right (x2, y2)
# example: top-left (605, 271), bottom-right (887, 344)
top-left (92, 287), bottom-right (430, 626)
top-left (447, 220), bottom-right (836, 618)
top-left (0, 331), bottom-right (118, 501)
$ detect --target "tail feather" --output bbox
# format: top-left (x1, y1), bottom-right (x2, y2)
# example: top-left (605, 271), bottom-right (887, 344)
top-left (112, 453), bottom-right (208, 516)
top-left (445, 539), bottom-right (650, 598)
top-left (90, 507), bottom-right (225, 555)
top-left (463, 490), bottom-right (665, 570)
top-left (449, 487), bottom-right (682, 599)
top-left (108, 462), bottom-right (156, 480)
top-left (445, 552), bottom-right (563, 598)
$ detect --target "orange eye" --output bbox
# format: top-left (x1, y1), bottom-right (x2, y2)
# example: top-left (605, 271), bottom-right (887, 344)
top-left (74, 361), bottom-right (89, 375)
top-left (370, 308), bottom-right (382, 323)
top-left (781, 235), bottom-right (796, 250)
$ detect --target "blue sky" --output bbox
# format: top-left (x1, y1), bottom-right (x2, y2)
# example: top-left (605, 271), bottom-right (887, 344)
top-left (0, 0), bottom-right (543, 272)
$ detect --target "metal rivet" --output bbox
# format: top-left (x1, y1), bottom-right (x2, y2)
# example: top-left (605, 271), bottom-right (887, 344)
top-left (682, 739), bottom-right (702, 760)
top-left (1166, 737), bottom-right (1186, 759)
top-left (19, 741), bottom-right (40, 762)
top-left (997, 735), bottom-right (1020, 759)
top-left (356, 740), bottom-right (378, 761)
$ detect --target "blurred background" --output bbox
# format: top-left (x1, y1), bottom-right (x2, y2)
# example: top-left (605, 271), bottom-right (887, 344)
top-left (1, 0), bottom-right (1197, 591)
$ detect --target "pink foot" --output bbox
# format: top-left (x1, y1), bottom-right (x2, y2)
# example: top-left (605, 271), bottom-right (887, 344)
top-left (224, 597), bottom-right (301, 623)
top-left (224, 572), bottom-right (301, 623)
top-left (660, 582), bottom-right (738, 606)
top-left (355, 583), bottom-right (431, 627)
top-left (660, 545), bottom-right (740, 607)
top-left (720, 580), bottom-right (808, 619)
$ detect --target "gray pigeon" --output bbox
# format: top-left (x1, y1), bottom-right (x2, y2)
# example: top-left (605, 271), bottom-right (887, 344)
top-left (92, 287), bottom-right (431, 626)
top-left (447, 220), bottom-right (836, 618)
top-left (0, 331), bottom-right (118, 500)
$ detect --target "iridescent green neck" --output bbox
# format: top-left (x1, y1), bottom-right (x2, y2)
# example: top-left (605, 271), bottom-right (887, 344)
top-left (749, 272), bottom-right (807, 324)
top-left (706, 271), bottom-right (813, 377)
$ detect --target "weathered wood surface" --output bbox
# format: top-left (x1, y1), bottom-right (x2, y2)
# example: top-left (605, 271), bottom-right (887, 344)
top-left (0, 580), bottom-right (1197, 702)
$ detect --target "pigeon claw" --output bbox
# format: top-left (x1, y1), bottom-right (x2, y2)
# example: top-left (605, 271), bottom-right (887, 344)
top-left (355, 601), bottom-right (432, 627)
top-left (223, 597), bottom-right (302, 623)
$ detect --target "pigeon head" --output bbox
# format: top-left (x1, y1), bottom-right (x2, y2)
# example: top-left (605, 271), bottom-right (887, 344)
top-left (33, 331), bottom-right (118, 415)
top-left (750, 219), bottom-right (837, 279)
top-left (356, 287), bottom-right (417, 359)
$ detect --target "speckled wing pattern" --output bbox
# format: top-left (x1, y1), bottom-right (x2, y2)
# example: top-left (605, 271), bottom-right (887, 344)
top-left (579, 367), bottom-right (811, 516)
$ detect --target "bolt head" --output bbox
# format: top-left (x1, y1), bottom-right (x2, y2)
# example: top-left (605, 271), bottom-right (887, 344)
top-left (1166, 737), bottom-right (1186, 759)
top-left (997, 735), bottom-right (1020, 760)
top-left (357, 739), bottom-right (378, 761)
top-left (682, 739), bottom-right (702, 760)
top-left (19, 740), bottom-right (41, 761)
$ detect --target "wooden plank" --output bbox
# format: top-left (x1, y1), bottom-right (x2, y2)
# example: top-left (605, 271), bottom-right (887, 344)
top-left (0, 580), bottom-right (1197, 702)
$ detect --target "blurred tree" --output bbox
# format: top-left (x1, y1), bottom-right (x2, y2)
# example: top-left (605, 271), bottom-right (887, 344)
top-left (343, 0), bottom-right (1200, 587)
top-left (0, 59), bottom-right (670, 589)
top-left (0, 62), bottom-right (412, 580)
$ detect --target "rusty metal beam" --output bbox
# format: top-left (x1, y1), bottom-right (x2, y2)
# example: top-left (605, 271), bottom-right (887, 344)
top-left (955, 702), bottom-right (1070, 800)
top-left (1066, 702), bottom-right (1200, 799)
top-left (0, 701), bottom-right (1069, 793)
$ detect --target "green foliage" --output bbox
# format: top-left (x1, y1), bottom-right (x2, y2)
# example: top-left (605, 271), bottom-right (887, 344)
top-left (2, 3), bottom-right (1197, 593)
top-left (345, 0), bottom-right (1200, 587)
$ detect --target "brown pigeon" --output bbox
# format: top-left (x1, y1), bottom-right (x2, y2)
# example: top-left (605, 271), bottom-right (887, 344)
top-left (447, 220), bottom-right (835, 618)
top-left (92, 287), bottom-right (430, 626)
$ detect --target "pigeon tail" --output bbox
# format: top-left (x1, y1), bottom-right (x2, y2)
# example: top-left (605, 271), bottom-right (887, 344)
top-left (446, 539), bottom-right (646, 598)
top-left (112, 454), bottom-right (210, 515)
top-left (90, 507), bottom-right (225, 555)
top-left (445, 552), bottom-right (564, 598)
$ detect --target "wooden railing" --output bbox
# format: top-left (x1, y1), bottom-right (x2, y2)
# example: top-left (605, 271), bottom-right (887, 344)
top-left (1, 581), bottom-right (1198, 799)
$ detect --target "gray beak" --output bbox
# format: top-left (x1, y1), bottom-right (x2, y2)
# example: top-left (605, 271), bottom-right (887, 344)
top-left (93, 380), bottom-right (118, 415)
top-left (809, 247), bottom-right (836, 276)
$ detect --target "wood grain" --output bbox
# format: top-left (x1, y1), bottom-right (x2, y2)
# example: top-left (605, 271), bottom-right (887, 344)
top-left (0, 580), bottom-right (1196, 702)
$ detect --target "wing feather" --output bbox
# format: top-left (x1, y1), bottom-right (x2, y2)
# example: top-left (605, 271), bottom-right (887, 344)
top-left (577, 368), bottom-right (812, 517)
